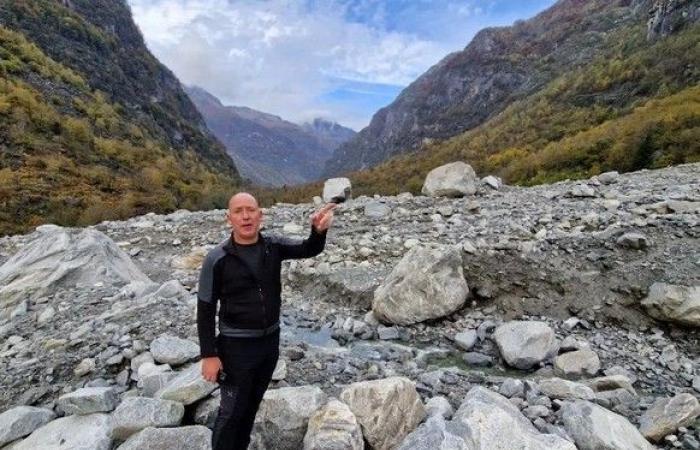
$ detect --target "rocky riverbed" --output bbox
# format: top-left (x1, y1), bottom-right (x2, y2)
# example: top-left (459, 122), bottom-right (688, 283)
top-left (0, 163), bottom-right (698, 449)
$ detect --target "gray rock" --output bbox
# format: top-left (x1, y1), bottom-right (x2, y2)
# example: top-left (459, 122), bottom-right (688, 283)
top-left (0, 406), bottom-right (55, 447)
top-left (454, 387), bottom-right (575, 449)
top-left (425, 396), bottom-right (454, 419)
top-left (251, 386), bottom-right (327, 450)
top-left (373, 245), bottom-right (468, 325)
top-left (482, 175), bottom-right (502, 190)
top-left (378, 325), bottom-right (400, 340)
top-left (155, 362), bottom-right (218, 405)
top-left (560, 400), bottom-right (653, 450)
top-left (454, 330), bottom-right (478, 351)
top-left (57, 387), bottom-right (119, 415)
top-left (493, 321), bottom-right (557, 370)
top-left (538, 378), bottom-right (595, 401)
top-left (554, 350), bottom-right (601, 378)
top-left (74, 357), bottom-right (96, 376)
top-left (638, 393), bottom-right (700, 443)
top-left (616, 233), bottom-right (651, 250)
top-left (585, 375), bottom-right (636, 395)
top-left (341, 377), bottom-right (426, 450)
top-left (323, 178), bottom-right (352, 203)
top-left (193, 391), bottom-right (220, 429)
top-left (396, 415), bottom-right (474, 450)
top-left (117, 425), bottom-right (211, 450)
top-left (365, 202), bottom-right (392, 219)
top-left (153, 280), bottom-right (188, 299)
top-left (499, 379), bottom-right (525, 398)
top-left (641, 282), bottom-right (700, 327)
top-left (11, 413), bottom-right (113, 450)
top-left (150, 334), bottom-right (200, 366)
top-left (112, 396), bottom-right (185, 440)
top-left (462, 352), bottom-right (493, 367)
top-left (693, 375), bottom-right (700, 393)
top-left (422, 162), bottom-right (477, 197)
top-left (598, 171), bottom-right (619, 184)
top-left (302, 399), bottom-right (363, 450)
top-left (570, 184), bottom-right (596, 197)
top-left (0, 226), bottom-right (151, 319)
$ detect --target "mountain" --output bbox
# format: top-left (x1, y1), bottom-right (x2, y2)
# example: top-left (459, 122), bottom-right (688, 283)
top-left (302, 118), bottom-right (356, 153)
top-left (0, 0), bottom-right (240, 235)
top-left (186, 86), bottom-right (354, 186)
top-left (323, 0), bottom-right (699, 189)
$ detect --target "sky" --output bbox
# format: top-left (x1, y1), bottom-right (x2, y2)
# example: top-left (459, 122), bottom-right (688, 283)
top-left (128, 0), bottom-right (557, 130)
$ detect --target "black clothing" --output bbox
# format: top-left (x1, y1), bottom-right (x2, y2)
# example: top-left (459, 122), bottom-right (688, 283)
top-left (211, 331), bottom-right (279, 450)
top-left (197, 227), bottom-right (326, 358)
top-left (196, 226), bottom-right (327, 450)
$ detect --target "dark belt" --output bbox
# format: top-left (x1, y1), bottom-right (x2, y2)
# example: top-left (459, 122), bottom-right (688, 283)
top-left (219, 321), bottom-right (280, 338)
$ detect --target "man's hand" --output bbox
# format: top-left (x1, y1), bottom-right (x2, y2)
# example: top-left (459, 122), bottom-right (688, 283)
top-left (201, 356), bottom-right (222, 382)
top-left (311, 203), bottom-right (337, 232)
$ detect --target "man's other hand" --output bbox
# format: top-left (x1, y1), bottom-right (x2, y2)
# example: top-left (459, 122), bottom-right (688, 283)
top-left (311, 203), bottom-right (337, 232)
top-left (201, 356), bottom-right (222, 382)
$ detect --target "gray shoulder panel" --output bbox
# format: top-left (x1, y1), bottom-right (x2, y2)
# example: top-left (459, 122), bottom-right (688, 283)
top-left (197, 242), bottom-right (227, 303)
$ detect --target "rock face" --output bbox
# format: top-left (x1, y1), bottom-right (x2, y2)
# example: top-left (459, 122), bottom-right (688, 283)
top-left (454, 387), bottom-right (575, 449)
top-left (0, 226), bottom-right (151, 318)
top-left (638, 393), bottom-right (700, 442)
top-left (641, 282), bottom-right (700, 326)
top-left (0, 406), bottom-right (55, 447)
top-left (251, 386), bottom-right (328, 450)
top-left (117, 425), bottom-right (211, 450)
top-left (302, 399), bottom-right (364, 450)
top-left (421, 162), bottom-right (478, 197)
top-left (340, 377), bottom-right (426, 450)
top-left (11, 413), bottom-right (113, 450)
top-left (493, 321), bottom-right (557, 370)
top-left (373, 244), bottom-right (468, 325)
top-left (560, 400), bottom-right (654, 450)
top-left (111, 397), bottom-right (185, 440)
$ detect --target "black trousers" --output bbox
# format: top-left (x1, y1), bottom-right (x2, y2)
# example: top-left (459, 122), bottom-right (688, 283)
top-left (212, 330), bottom-right (280, 450)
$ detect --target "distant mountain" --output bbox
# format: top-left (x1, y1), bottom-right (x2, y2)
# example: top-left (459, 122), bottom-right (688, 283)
top-left (0, 0), bottom-right (240, 235)
top-left (302, 118), bottom-right (356, 153)
top-left (186, 86), bottom-right (354, 186)
top-left (323, 0), bottom-right (699, 185)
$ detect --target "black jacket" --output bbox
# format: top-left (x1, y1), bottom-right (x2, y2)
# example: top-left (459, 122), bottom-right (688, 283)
top-left (197, 227), bottom-right (326, 357)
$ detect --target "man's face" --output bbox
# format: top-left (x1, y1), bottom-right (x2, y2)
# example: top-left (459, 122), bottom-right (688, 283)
top-left (227, 194), bottom-right (262, 240)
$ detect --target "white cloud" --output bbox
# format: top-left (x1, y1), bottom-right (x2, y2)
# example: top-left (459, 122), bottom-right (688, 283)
top-left (128, 0), bottom-right (452, 129)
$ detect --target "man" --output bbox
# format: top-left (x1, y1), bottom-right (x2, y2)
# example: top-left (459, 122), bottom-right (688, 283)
top-left (197, 192), bottom-right (336, 450)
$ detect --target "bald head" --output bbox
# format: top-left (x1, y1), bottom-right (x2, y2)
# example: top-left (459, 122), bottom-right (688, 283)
top-left (228, 192), bottom-right (259, 210)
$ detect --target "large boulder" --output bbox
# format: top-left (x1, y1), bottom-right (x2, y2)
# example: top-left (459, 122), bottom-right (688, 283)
top-left (116, 426), bottom-right (211, 450)
top-left (323, 178), bottom-right (352, 203)
top-left (111, 397), bottom-right (185, 440)
top-left (638, 393), bottom-right (700, 442)
top-left (150, 334), bottom-right (200, 366)
top-left (641, 282), bottom-right (700, 327)
top-left (155, 362), bottom-right (218, 405)
top-left (11, 413), bottom-right (113, 450)
top-left (302, 399), bottom-right (363, 450)
top-left (0, 225), bottom-right (151, 318)
top-left (372, 245), bottom-right (468, 325)
top-left (57, 387), bottom-right (119, 415)
top-left (0, 406), bottom-right (55, 447)
top-left (454, 387), bottom-right (575, 449)
top-left (560, 400), bottom-right (653, 450)
top-left (493, 321), bottom-right (557, 370)
top-left (396, 415), bottom-right (474, 450)
top-left (251, 386), bottom-right (328, 450)
top-left (340, 377), bottom-right (426, 450)
top-left (421, 162), bottom-right (478, 197)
